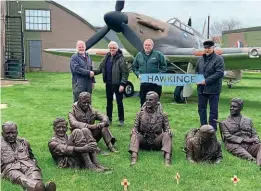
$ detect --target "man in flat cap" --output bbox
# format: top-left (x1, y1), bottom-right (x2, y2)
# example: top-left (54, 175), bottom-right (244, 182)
top-left (1, 122), bottom-right (56, 191)
top-left (195, 39), bottom-right (224, 131)
top-left (184, 125), bottom-right (222, 163)
top-left (220, 98), bottom-right (261, 168)
top-left (128, 91), bottom-right (173, 166)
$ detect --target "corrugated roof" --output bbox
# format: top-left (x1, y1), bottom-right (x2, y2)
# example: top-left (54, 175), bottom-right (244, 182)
top-left (222, 26), bottom-right (261, 34)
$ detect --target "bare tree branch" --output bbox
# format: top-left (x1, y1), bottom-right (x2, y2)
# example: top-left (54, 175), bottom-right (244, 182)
top-left (210, 18), bottom-right (241, 37)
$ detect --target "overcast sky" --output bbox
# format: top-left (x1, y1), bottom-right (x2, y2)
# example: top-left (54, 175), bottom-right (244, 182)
top-left (55, 0), bottom-right (261, 34)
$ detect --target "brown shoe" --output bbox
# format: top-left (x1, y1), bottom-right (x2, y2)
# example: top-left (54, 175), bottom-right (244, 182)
top-left (109, 147), bottom-right (119, 153)
top-left (89, 166), bottom-right (105, 172)
top-left (81, 153), bottom-right (104, 172)
top-left (45, 181), bottom-right (56, 191)
top-left (97, 165), bottom-right (112, 171)
top-left (108, 142), bottom-right (118, 153)
top-left (34, 182), bottom-right (45, 191)
top-left (90, 153), bottom-right (112, 171)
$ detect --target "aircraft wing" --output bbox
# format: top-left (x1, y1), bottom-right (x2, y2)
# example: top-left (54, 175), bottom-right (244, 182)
top-left (43, 48), bottom-right (134, 63)
top-left (163, 47), bottom-right (261, 70)
top-left (44, 47), bottom-right (261, 70)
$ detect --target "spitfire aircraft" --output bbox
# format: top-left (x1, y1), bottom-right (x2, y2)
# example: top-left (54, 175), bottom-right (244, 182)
top-left (44, 0), bottom-right (261, 103)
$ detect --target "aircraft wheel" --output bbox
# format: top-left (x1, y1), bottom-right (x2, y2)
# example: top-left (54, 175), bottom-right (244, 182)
top-left (124, 81), bottom-right (134, 97)
top-left (174, 86), bottom-right (185, 103)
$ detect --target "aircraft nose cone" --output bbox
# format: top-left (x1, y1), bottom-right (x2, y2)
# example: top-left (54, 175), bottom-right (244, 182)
top-left (104, 11), bottom-right (128, 32)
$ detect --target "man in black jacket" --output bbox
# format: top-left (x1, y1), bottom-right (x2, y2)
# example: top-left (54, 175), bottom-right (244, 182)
top-left (94, 41), bottom-right (129, 127)
top-left (195, 40), bottom-right (225, 131)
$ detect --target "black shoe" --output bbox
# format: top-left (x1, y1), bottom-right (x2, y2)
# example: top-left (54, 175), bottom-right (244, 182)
top-left (118, 120), bottom-right (124, 127)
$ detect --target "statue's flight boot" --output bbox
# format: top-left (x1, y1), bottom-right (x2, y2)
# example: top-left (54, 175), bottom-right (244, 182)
top-left (130, 152), bottom-right (138, 166)
top-left (90, 152), bottom-right (112, 171)
top-left (45, 181), bottom-right (56, 191)
top-left (164, 153), bottom-right (171, 167)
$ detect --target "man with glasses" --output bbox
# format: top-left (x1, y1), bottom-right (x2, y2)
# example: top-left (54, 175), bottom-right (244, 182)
top-left (195, 40), bottom-right (224, 131)
top-left (94, 41), bottom-right (129, 127)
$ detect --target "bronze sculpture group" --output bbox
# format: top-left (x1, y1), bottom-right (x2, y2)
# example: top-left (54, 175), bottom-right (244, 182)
top-left (1, 39), bottom-right (260, 191)
top-left (2, 92), bottom-right (260, 190)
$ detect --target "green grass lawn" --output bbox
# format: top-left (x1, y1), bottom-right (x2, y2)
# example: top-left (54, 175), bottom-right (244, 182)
top-left (1, 72), bottom-right (261, 191)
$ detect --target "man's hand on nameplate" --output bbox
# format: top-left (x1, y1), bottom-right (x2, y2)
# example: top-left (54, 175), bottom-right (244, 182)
top-left (196, 80), bottom-right (206, 85)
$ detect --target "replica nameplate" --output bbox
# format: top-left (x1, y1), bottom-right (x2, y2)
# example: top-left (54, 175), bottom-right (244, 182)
top-left (140, 74), bottom-right (205, 86)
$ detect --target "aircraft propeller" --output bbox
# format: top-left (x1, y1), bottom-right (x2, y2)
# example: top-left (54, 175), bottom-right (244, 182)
top-left (115, 0), bottom-right (125, 11)
top-left (85, 0), bottom-right (143, 52)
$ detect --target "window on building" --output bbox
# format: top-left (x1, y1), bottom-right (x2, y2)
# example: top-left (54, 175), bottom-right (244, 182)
top-left (25, 10), bottom-right (51, 31)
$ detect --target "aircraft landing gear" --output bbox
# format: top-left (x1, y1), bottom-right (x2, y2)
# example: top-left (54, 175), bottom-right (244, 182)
top-left (174, 86), bottom-right (186, 103)
top-left (124, 81), bottom-right (134, 97)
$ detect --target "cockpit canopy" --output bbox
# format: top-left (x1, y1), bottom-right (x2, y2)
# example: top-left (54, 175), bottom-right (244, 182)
top-left (167, 17), bottom-right (194, 35)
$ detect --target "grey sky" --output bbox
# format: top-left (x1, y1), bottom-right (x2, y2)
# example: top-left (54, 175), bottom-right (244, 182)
top-left (55, 0), bottom-right (261, 34)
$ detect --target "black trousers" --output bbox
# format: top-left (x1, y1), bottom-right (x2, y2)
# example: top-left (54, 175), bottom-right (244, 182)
top-left (140, 83), bottom-right (162, 107)
top-left (106, 84), bottom-right (124, 121)
top-left (198, 93), bottom-right (220, 131)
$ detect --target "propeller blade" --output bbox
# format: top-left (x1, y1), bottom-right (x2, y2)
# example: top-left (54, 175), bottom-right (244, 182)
top-left (115, 0), bottom-right (125, 12)
top-left (188, 17), bottom-right (192, 27)
top-left (121, 23), bottom-right (143, 52)
top-left (85, 26), bottom-right (110, 50)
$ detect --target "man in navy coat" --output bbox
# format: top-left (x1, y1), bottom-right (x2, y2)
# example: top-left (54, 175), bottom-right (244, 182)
top-left (195, 40), bottom-right (225, 131)
top-left (70, 40), bottom-right (95, 102)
